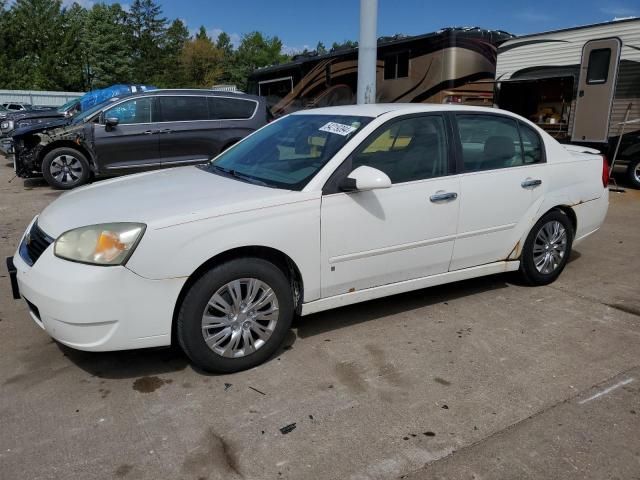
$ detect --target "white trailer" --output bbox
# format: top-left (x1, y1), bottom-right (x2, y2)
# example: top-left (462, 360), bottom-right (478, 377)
top-left (494, 18), bottom-right (640, 187)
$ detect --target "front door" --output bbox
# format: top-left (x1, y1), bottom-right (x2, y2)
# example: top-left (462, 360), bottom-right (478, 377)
top-left (450, 113), bottom-right (547, 270)
top-left (572, 37), bottom-right (621, 143)
top-left (320, 114), bottom-right (460, 298)
top-left (93, 97), bottom-right (161, 172)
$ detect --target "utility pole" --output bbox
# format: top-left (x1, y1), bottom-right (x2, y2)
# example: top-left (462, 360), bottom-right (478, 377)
top-left (357, 0), bottom-right (378, 104)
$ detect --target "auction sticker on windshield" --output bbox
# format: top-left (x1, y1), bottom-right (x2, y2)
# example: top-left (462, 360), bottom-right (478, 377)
top-left (319, 122), bottom-right (357, 136)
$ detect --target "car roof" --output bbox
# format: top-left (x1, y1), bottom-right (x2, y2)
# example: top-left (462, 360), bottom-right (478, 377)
top-left (291, 103), bottom-right (512, 118)
top-left (135, 89), bottom-right (263, 102)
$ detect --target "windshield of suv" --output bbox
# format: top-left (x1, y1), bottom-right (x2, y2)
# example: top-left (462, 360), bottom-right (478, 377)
top-left (72, 97), bottom-right (123, 124)
top-left (56, 98), bottom-right (80, 114)
top-left (204, 114), bottom-right (372, 190)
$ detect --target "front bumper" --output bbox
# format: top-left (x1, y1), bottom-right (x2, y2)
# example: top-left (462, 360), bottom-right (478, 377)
top-left (11, 244), bottom-right (187, 352)
top-left (0, 138), bottom-right (13, 156)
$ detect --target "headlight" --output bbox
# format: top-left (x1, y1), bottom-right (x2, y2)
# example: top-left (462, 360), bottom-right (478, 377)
top-left (54, 223), bottom-right (146, 266)
top-left (1, 120), bottom-right (12, 130)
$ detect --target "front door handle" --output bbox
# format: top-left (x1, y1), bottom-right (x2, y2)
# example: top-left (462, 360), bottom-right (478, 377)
top-left (521, 178), bottom-right (542, 188)
top-left (430, 191), bottom-right (458, 203)
top-left (143, 130), bottom-right (155, 135)
top-left (159, 128), bottom-right (173, 134)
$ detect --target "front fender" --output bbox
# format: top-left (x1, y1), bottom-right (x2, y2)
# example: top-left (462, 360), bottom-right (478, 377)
top-left (125, 198), bottom-right (322, 302)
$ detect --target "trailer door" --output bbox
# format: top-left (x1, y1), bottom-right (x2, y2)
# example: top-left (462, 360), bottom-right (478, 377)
top-left (572, 37), bottom-right (621, 143)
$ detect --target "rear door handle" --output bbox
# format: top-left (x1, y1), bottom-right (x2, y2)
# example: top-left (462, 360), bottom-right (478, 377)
top-left (521, 178), bottom-right (542, 188)
top-left (143, 130), bottom-right (155, 135)
top-left (430, 191), bottom-right (458, 203)
top-left (159, 128), bottom-right (173, 134)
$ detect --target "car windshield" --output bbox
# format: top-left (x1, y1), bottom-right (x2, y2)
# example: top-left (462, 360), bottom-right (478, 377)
top-left (203, 114), bottom-right (372, 190)
top-left (73, 97), bottom-right (122, 124)
top-left (56, 98), bottom-right (80, 114)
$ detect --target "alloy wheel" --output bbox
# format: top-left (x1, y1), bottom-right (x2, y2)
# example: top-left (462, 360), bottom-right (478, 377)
top-left (201, 278), bottom-right (279, 358)
top-left (533, 220), bottom-right (568, 274)
top-left (49, 154), bottom-right (84, 185)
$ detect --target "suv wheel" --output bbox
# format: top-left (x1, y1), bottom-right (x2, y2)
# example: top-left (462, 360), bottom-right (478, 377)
top-left (626, 158), bottom-right (640, 189)
top-left (177, 258), bottom-right (294, 373)
top-left (42, 147), bottom-right (90, 189)
top-left (519, 210), bottom-right (574, 285)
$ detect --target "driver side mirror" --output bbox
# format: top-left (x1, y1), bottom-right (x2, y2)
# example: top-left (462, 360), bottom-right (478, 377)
top-left (105, 116), bottom-right (119, 131)
top-left (340, 166), bottom-right (392, 192)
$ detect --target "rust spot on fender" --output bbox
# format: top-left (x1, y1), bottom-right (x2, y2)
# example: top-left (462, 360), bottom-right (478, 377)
top-left (507, 240), bottom-right (521, 260)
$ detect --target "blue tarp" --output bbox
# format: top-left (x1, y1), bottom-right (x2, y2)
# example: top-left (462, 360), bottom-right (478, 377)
top-left (78, 84), bottom-right (156, 111)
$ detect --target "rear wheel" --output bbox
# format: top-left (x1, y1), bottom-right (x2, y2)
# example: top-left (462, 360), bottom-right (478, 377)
top-left (42, 147), bottom-right (90, 189)
top-left (626, 159), bottom-right (640, 189)
top-left (177, 258), bottom-right (294, 373)
top-left (519, 210), bottom-right (573, 285)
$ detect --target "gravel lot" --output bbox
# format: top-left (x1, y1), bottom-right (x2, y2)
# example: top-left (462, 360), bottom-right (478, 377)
top-left (1, 156), bottom-right (639, 480)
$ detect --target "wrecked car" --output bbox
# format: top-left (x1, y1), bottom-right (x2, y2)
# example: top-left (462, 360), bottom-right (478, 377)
top-left (12, 89), bottom-right (270, 189)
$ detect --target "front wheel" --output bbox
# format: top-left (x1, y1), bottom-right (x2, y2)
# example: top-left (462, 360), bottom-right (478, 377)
top-left (42, 147), bottom-right (90, 189)
top-left (519, 210), bottom-right (574, 285)
top-left (177, 258), bottom-right (294, 373)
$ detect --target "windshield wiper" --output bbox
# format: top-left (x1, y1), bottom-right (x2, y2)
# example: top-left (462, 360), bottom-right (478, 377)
top-left (210, 165), bottom-right (268, 187)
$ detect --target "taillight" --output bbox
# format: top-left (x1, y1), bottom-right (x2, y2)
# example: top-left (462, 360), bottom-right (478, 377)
top-left (602, 155), bottom-right (610, 188)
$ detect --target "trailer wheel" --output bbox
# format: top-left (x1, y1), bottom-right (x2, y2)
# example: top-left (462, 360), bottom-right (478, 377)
top-left (626, 158), bottom-right (640, 189)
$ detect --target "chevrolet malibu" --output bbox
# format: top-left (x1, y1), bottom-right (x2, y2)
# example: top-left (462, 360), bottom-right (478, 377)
top-left (7, 105), bottom-right (609, 372)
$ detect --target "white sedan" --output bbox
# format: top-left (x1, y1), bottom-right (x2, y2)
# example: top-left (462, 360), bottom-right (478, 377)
top-left (8, 104), bottom-right (609, 372)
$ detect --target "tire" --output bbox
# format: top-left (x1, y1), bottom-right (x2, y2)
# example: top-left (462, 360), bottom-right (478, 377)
top-left (42, 147), bottom-right (90, 189)
top-left (519, 210), bottom-right (574, 286)
top-left (626, 159), bottom-right (640, 189)
top-left (177, 258), bottom-right (294, 373)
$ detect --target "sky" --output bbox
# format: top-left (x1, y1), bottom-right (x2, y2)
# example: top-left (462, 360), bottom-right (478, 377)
top-left (65, 0), bottom-right (639, 53)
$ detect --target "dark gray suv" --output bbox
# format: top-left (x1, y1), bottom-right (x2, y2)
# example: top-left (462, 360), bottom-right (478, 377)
top-left (12, 90), bottom-right (271, 189)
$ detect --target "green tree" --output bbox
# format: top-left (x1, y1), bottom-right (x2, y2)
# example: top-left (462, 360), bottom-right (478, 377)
top-left (195, 25), bottom-right (210, 42)
top-left (180, 35), bottom-right (223, 87)
top-left (230, 31), bottom-right (286, 90)
top-left (82, 3), bottom-right (133, 89)
top-left (157, 18), bottom-right (190, 86)
top-left (126, 0), bottom-right (167, 83)
top-left (331, 40), bottom-right (358, 51)
top-left (316, 41), bottom-right (327, 54)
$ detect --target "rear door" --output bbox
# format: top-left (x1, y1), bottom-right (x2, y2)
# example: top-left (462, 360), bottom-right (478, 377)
top-left (93, 96), bottom-right (161, 172)
top-left (572, 38), bottom-right (621, 143)
top-left (450, 113), bottom-right (547, 270)
top-left (158, 95), bottom-right (216, 166)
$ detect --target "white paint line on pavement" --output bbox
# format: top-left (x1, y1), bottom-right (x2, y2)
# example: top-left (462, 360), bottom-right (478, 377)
top-left (578, 378), bottom-right (634, 405)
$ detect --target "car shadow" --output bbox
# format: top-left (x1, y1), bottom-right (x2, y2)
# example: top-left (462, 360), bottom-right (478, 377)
top-left (57, 268), bottom-right (562, 379)
top-left (295, 273), bottom-right (511, 339)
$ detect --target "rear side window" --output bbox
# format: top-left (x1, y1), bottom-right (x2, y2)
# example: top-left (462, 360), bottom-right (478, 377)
top-left (208, 97), bottom-right (257, 120)
top-left (105, 97), bottom-right (155, 124)
top-left (519, 123), bottom-right (544, 164)
top-left (456, 115), bottom-right (523, 172)
top-left (586, 48), bottom-right (611, 84)
top-left (159, 96), bottom-right (208, 122)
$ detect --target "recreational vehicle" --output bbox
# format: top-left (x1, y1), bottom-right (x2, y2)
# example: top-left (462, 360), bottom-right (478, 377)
top-left (494, 18), bottom-right (640, 188)
top-left (248, 27), bottom-right (513, 115)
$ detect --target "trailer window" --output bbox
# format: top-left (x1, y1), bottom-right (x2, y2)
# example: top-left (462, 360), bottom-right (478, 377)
top-left (384, 52), bottom-right (409, 80)
top-left (586, 48), bottom-right (611, 84)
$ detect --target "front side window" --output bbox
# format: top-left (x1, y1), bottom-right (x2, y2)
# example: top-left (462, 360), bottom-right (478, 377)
top-left (353, 115), bottom-right (448, 183)
top-left (160, 96), bottom-right (208, 122)
top-left (204, 114), bottom-right (371, 190)
top-left (105, 97), bottom-right (154, 124)
top-left (587, 48), bottom-right (611, 84)
top-left (456, 115), bottom-right (523, 172)
top-left (208, 97), bottom-right (257, 119)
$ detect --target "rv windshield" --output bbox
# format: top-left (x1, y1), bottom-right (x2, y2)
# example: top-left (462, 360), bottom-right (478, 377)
top-left (204, 114), bottom-right (372, 190)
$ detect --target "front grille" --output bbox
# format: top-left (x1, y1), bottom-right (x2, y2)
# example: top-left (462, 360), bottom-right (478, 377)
top-left (20, 222), bottom-right (54, 266)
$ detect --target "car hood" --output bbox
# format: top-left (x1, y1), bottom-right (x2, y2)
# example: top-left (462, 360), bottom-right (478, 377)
top-left (37, 166), bottom-right (316, 238)
top-left (6, 110), bottom-right (65, 121)
top-left (12, 117), bottom-right (72, 137)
